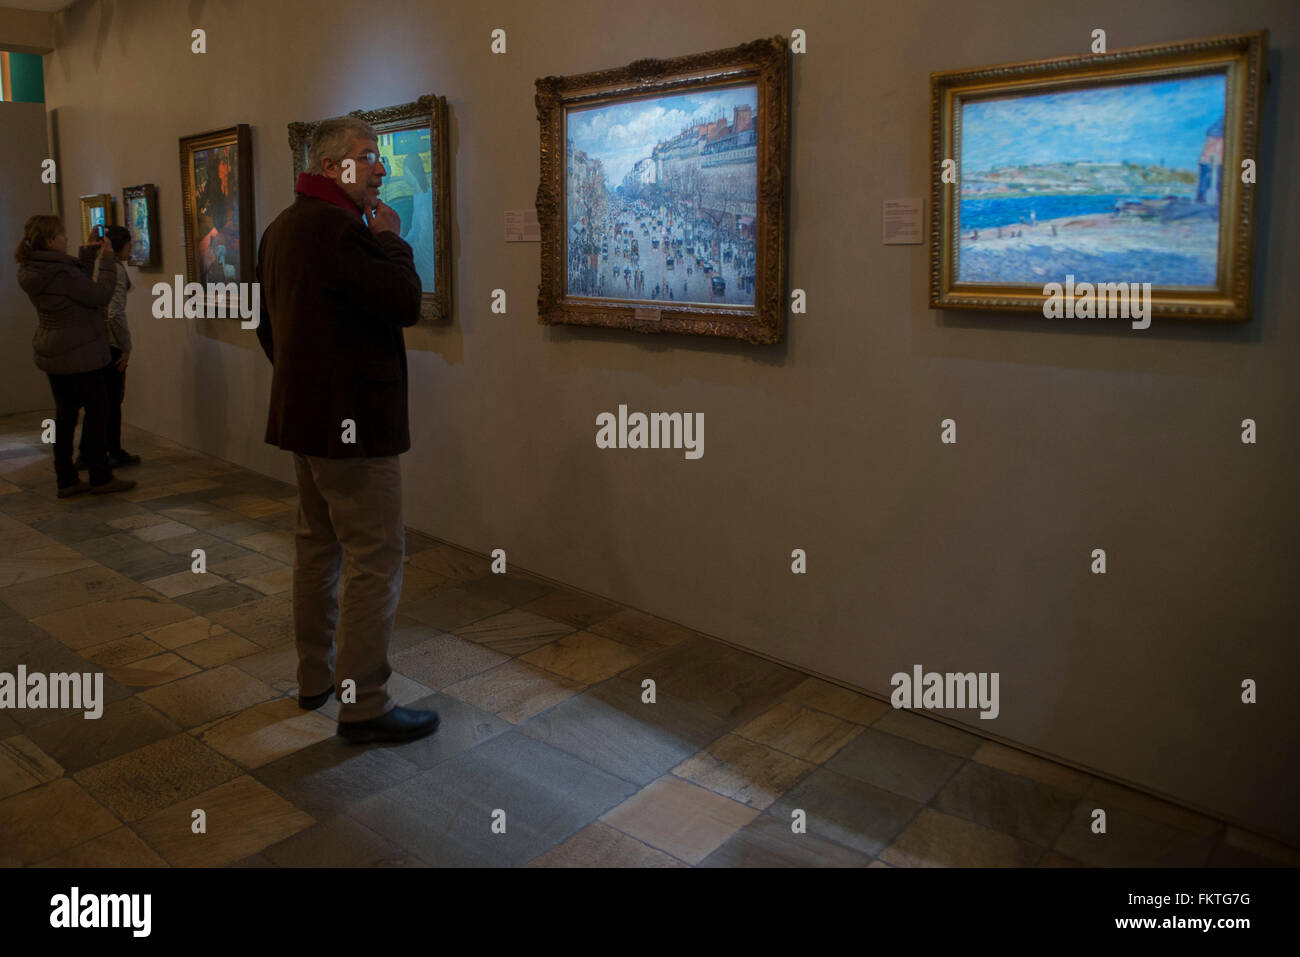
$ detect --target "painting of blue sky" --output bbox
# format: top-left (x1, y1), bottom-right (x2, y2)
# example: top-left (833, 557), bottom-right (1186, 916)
top-left (961, 74), bottom-right (1226, 174)
top-left (567, 85), bottom-right (758, 184)
top-left (956, 71), bottom-right (1228, 287)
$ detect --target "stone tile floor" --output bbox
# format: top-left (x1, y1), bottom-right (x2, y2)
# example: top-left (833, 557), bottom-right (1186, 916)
top-left (0, 410), bottom-right (1296, 868)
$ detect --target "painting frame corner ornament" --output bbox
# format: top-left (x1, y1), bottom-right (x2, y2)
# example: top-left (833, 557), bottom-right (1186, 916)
top-left (122, 183), bottom-right (160, 268)
top-left (536, 35), bottom-right (790, 345)
top-left (78, 193), bottom-right (113, 245)
top-left (178, 123), bottom-right (255, 311)
top-left (929, 30), bottom-right (1266, 322)
top-left (288, 94), bottom-right (453, 322)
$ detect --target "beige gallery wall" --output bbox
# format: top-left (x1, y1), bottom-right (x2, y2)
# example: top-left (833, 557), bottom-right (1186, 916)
top-left (30, 0), bottom-right (1300, 844)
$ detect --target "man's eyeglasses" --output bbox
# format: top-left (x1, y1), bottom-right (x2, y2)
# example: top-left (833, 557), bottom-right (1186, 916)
top-left (356, 150), bottom-right (384, 167)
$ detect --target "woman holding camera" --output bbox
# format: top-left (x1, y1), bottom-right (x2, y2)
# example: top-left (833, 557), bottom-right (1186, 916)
top-left (14, 214), bottom-right (136, 497)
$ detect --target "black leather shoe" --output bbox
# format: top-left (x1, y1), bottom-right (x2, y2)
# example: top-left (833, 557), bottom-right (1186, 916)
top-left (337, 706), bottom-right (440, 744)
top-left (298, 689), bottom-right (333, 710)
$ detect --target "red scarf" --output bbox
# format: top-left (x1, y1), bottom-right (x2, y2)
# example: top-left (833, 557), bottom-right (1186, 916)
top-left (295, 173), bottom-right (363, 218)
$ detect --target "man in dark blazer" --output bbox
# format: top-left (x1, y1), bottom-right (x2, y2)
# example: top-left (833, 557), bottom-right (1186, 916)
top-left (256, 115), bottom-right (439, 744)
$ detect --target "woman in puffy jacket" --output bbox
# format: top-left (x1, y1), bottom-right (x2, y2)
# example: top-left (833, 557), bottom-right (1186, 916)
top-left (14, 214), bottom-right (135, 497)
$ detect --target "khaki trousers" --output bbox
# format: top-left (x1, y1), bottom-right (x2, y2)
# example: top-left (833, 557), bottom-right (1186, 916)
top-left (292, 453), bottom-right (403, 723)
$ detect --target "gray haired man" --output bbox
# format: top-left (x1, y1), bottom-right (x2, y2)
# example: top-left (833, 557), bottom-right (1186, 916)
top-left (255, 116), bottom-right (439, 744)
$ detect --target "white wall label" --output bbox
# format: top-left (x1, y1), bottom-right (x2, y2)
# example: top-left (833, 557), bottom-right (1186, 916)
top-left (504, 208), bottom-right (540, 242)
top-left (883, 198), bottom-right (923, 245)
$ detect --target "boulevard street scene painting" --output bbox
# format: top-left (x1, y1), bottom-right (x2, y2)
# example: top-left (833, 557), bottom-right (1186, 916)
top-left (565, 84), bottom-right (759, 307)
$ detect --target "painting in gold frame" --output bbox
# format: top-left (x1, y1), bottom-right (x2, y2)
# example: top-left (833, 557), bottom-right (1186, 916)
top-left (536, 36), bottom-right (789, 344)
top-left (288, 95), bottom-right (452, 322)
top-left (178, 124), bottom-right (254, 313)
top-left (930, 31), bottom-right (1266, 321)
top-left (78, 193), bottom-right (113, 245)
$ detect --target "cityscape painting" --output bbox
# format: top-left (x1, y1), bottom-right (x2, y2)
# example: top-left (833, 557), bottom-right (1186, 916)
top-left (565, 85), bottom-right (760, 308)
top-left (930, 31), bottom-right (1266, 321)
top-left (537, 37), bottom-right (790, 344)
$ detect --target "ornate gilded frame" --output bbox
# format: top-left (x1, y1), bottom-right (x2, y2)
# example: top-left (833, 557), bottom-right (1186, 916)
top-left (122, 183), bottom-right (160, 268)
top-left (288, 95), bottom-right (452, 322)
top-left (178, 124), bottom-right (255, 310)
top-left (536, 36), bottom-right (789, 344)
top-left (930, 31), bottom-right (1266, 321)
top-left (78, 193), bottom-right (113, 245)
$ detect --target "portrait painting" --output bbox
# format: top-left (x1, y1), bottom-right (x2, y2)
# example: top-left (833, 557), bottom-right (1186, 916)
top-left (536, 37), bottom-right (790, 344)
top-left (289, 95), bottom-right (452, 321)
top-left (179, 125), bottom-right (254, 309)
top-left (122, 184), bottom-right (160, 268)
top-left (930, 31), bottom-right (1266, 320)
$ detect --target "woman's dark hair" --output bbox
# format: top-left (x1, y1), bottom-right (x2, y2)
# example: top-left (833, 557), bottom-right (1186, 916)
top-left (105, 225), bottom-right (132, 253)
top-left (13, 214), bottom-right (63, 263)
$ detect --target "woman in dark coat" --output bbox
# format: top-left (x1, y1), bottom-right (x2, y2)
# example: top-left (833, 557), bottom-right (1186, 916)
top-left (14, 214), bottom-right (135, 497)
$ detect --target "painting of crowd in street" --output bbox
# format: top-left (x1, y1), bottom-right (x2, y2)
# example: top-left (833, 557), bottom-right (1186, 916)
top-left (956, 73), bottom-right (1228, 287)
top-left (565, 84), bottom-right (759, 307)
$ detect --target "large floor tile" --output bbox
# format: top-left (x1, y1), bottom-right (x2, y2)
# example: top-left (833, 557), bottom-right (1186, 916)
top-left (192, 698), bottom-right (336, 770)
top-left (519, 589), bottom-right (622, 629)
top-left (133, 774), bottom-right (314, 866)
top-left (767, 768), bottom-right (922, 858)
top-left (520, 630), bottom-right (641, 683)
top-left (671, 733), bottom-right (815, 810)
top-left (933, 760), bottom-right (1078, 847)
top-left (74, 731), bottom-right (242, 822)
top-left (881, 808), bottom-right (1043, 867)
top-left (136, 664), bottom-right (279, 728)
top-left (442, 660), bottom-right (583, 724)
top-left (0, 565), bottom-right (145, 618)
top-left (262, 815), bottom-right (422, 867)
top-left (782, 677), bottom-right (891, 725)
top-left (600, 775), bottom-right (759, 865)
top-left (33, 825), bottom-right (167, 867)
top-left (33, 594), bottom-right (193, 649)
top-left (205, 594), bottom-right (294, 646)
top-left (26, 696), bottom-right (180, 774)
top-left (390, 632), bottom-right (508, 690)
top-left (351, 731), bottom-right (636, 867)
top-left (0, 734), bottom-right (63, 799)
top-left (734, 700), bottom-right (863, 764)
top-left (0, 777), bottom-right (119, 865)
top-left (699, 812), bottom-right (873, 868)
top-left (1052, 799), bottom-right (1216, 866)
top-left (527, 821), bottom-right (685, 868)
top-left (452, 609), bottom-right (575, 656)
top-left (825, 728), bottom-right (965, 803)
top-left (252, 738), bottom-right (423, 819)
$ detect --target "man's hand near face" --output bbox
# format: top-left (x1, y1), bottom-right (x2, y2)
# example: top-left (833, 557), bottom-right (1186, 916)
top-left (365, 199), bottom-right (401, 236)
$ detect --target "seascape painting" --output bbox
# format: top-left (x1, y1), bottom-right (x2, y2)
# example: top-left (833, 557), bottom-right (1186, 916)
top-left (378, 127), bottom-right (436, 293)
top-left (957, 73), bottom-right (1227, 288)
top-left (565, 84), bottom-right (759, 307)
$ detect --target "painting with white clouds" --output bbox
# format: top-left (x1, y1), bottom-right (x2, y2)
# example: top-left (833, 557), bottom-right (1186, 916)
top-left (957, 73), bottom-right (1227, 287)
top-left (564, 84), bottom-right (760, 306)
